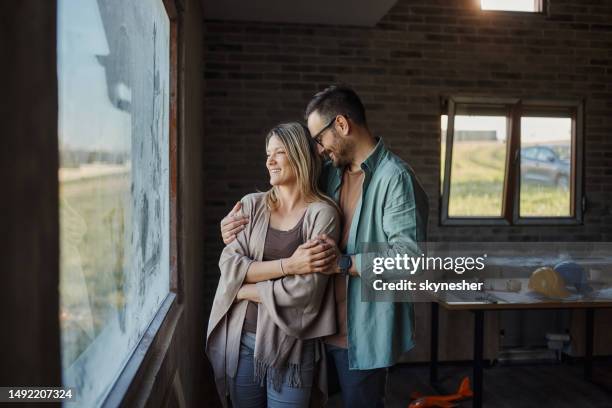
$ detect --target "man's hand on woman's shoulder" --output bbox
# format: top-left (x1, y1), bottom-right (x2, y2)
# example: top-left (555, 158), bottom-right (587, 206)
top-left (220, 201), bottom-right (250, 245)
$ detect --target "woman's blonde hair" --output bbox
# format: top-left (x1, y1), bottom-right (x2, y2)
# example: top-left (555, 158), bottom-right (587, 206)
top-left (264, 122), bottom-right (338, 211)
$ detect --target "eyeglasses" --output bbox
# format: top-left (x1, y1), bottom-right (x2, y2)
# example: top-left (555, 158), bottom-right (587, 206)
top-left (311, 117), bottom-right (337, 148)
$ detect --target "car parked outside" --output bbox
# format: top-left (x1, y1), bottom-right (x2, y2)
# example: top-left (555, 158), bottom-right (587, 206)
top-left (521, 145), bottom-right (570, 190)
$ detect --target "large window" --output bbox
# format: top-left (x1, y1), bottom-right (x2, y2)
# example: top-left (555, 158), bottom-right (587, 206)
top-left (440, 97), bottom-right (583, 225)
top-left (58, 0), bottom-right (173, 405)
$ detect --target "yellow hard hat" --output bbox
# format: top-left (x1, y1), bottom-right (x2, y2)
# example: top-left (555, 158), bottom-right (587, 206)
top-left (528, 267), bottom-right (571, 298)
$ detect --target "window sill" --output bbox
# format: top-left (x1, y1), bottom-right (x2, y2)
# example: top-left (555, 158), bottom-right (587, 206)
top-left (440, 217), bottom-right (511, 227)
top-left (513, 217), bottom-right (583, 226)
top-left (101, 292), bottom-right (183, 407)
top-left (440, 217), bottom-right (582, 227)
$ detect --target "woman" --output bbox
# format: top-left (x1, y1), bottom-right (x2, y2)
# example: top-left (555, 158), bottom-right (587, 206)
top-left (206, 122), bottom-right (340, 408)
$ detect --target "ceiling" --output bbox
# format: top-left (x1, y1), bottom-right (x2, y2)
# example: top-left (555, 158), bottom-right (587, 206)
top-left (202, 0), bottom-right (398, 27)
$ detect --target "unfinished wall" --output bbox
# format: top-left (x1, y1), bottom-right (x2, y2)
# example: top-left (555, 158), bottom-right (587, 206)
top-left (178, 0), bottom-right (210, 404)
top-left (1, 0), bottom-right (62, 387)
top-left (201, 0), bottom-right (612, 359)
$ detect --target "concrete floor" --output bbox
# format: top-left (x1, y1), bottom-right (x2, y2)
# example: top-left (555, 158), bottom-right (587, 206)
top-left (328, 361), bottom-right (612, 408)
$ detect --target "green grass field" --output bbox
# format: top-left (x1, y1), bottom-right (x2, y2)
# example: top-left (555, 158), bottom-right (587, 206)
top-left (59, 174), bottom-right (129, 369)
top-left (441, 141), bottom-right (571, 217)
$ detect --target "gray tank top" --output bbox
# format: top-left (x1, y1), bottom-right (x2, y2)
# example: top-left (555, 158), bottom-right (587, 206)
top-left (242, 214), bottom-right (305, 334)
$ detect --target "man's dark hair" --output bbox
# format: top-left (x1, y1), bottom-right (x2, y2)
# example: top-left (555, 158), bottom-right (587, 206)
top-left (304, 85), bottom-right (367, 126)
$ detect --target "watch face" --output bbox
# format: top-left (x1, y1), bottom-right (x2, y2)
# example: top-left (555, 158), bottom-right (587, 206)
top-left (339, 255), bottom-right (351, 269)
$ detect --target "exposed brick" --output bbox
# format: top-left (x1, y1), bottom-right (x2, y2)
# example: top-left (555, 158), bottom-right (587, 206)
top-left (390, 50), bottom-right (423, 58)
top-left (591, 24), bottom-right (612, 31)
top-left (202, 0), bottom-right (612, 313)
top-left (425, 34), bottom-right (458, 42)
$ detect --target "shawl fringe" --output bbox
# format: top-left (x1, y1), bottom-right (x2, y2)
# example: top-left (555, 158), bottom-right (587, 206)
top-left (253, 356), bottom-right (303, 391)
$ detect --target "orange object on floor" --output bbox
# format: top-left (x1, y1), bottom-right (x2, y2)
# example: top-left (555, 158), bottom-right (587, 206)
top-left (408, 377), bottom-right (473, 408)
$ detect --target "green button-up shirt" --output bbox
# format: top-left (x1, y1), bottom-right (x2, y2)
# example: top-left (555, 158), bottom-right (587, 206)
top-left (322, 138), bottom-right (429, 369)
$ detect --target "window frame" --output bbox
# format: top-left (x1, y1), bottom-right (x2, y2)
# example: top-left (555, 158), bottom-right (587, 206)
top-left (440, 96), bottom-right (584, 226)
top-left (513, 99), bottom-right (584, 226)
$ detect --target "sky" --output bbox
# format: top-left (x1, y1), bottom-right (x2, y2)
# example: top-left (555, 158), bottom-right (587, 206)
top-left (441, 115), bottom-right (572, 144)
top-left (57, 0), bottom-right (131, 154)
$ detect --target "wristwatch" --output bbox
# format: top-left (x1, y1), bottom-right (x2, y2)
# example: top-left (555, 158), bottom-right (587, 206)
top-left (337, 254), bottom-right (352, 276)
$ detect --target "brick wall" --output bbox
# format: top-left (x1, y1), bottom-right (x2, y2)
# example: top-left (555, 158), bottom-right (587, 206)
top-left (201, 0), bottom-right (612, 313)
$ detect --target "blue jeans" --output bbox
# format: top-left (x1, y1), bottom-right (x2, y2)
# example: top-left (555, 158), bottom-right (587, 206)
top-left (326, 344), bottom-right (387, 408)
top-left (228, 332), bottom-right (314, 408)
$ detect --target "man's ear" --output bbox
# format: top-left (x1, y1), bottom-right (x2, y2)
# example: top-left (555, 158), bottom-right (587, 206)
top-left (336, 115), bottom-right (351, 136)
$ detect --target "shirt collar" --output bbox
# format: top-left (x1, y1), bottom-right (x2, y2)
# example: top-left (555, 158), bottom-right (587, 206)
top-left (360, 137), bottom-right (386, 174)
top-left (331, 137), bottom-right (387, 189)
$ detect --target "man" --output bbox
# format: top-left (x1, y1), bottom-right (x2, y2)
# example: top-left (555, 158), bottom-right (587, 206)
top-left (221, 85), bottom-right (429, 407)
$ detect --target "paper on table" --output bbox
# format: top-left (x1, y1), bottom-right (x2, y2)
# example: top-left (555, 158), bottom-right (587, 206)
top-left (488, 291), bottom-right (540, 303)
top-left (489, 290), bottom-right (582, 303)
top-left (592, 287), bottom-right (612, 300)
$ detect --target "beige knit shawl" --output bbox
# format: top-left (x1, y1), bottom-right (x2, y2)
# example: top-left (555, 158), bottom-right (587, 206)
top-left (206, 192), bottom-right (340, 407)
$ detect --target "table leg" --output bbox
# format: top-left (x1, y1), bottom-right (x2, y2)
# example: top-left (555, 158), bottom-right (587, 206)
top-left (585, 308), bottom-right (594, 381)
top-left (473, 310), bottom-right (484, 408)
top-left (430, 301), bottom-right (439, 386)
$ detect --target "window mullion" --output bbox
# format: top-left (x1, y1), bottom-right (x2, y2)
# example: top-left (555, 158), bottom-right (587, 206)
top-left (504, 101), bottom-right (522, 223)
top-left (441, 98), bottom-right (456, 224)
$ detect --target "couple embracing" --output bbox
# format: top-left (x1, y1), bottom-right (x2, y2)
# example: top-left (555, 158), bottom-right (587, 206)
top-left (206, 85), bottom-right (429, 408)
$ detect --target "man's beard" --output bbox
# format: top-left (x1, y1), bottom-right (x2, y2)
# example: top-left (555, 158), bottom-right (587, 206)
top-left (330, 152), bottom-right (350, 168)
top-left (328, 130), bottom-right (351, 168)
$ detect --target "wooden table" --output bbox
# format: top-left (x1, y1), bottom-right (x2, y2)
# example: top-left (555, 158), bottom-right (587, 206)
top-left (428, 286), bottom-right (612, 408)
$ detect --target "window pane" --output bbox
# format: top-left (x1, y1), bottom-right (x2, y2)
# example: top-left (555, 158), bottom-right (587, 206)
top-left (520, 117), bottom-right (572, 217)
top-left (58, 0), bottom-right (170, 405)
top-left (447, 115), bottom-right (508, 217)
top-left (481, 0), bottom-right (540, 12)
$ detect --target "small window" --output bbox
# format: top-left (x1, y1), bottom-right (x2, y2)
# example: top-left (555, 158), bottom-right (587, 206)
top-left (440, 97), bottom-right (583, 225)
top-left (480, 0), bottom-right (543, 12)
